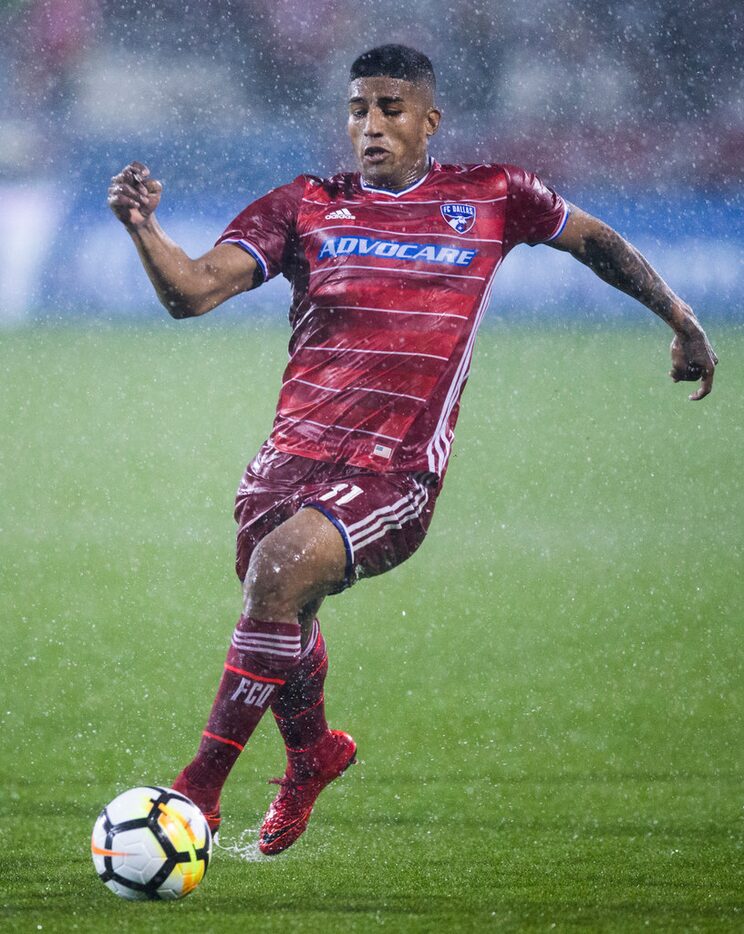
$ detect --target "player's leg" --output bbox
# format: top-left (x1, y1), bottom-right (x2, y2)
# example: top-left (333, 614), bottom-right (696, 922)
top-left (173, 508), bottom-right (348, 835)
top-left (258, 473), bottom-right (439, 854)
top-left (259, 593), bottom-right (356, 855)
top-left (241, 506), bottom-right (346, 620)
top-left (271, 598), bottom-right (329, 755)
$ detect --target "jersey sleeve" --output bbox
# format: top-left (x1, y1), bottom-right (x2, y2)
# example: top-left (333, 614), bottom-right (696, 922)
top-left (215, 175), bottom-right (307, 283)
top-left (501, 164), bottom-right (569, 252)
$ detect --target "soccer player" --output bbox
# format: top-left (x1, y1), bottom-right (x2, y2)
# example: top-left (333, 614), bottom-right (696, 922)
top-left (108, 45), bottom-right (717, 855)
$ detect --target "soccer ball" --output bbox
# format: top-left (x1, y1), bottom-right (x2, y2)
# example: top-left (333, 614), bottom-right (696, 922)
top-left (91, 786), bottom-right (212, 900)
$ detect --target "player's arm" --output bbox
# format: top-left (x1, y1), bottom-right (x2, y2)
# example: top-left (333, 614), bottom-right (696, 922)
top-left (548, 205), bottom-right (718, 400)
top-left (108, 162), bottom-right (259, 318)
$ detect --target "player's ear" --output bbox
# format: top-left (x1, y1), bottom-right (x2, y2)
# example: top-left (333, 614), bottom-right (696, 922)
top-left (426, 107), bottom-right (441, 137)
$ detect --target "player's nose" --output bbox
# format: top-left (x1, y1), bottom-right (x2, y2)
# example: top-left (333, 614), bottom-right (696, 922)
top-left (363, 111), bottom-right (384, 136)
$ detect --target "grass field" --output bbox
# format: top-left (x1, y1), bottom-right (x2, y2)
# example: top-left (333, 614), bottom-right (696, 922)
top-left (1, 321), bottom-right (742, 932)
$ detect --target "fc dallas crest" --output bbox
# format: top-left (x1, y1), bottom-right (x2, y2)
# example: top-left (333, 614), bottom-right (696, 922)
top-left (440, 203), bottom-right (477, 234)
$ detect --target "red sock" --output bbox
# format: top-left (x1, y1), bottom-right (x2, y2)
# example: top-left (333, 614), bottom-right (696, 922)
top-left (176, 615), bottom-right (301, 810)
top-left (272, 619), bottom-right (329, 756)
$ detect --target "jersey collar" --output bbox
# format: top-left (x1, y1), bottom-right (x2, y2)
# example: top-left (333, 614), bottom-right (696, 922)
top-left (360, 157), bottom-right (437, 198)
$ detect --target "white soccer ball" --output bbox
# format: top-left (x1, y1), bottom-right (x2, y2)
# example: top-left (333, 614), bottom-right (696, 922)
top-left (91, 786), bottom-right (212, 900)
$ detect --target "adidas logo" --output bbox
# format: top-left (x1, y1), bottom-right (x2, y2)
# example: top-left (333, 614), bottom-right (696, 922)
top-left (325, 208), bottom-right (356, 220)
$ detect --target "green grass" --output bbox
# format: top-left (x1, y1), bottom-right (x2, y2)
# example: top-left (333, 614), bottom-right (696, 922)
top-left (1, 320), bottom-right (742, 932)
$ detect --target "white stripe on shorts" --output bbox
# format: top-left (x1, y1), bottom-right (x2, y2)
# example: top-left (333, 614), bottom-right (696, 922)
top-left (348, 484), bottom-right (429, 550)
top-left (347, 482), bottom-right (428, 541)
top-left (352, 503), bottom-right (429, 551)
top-left (351, 491), bottom-right (430, 552)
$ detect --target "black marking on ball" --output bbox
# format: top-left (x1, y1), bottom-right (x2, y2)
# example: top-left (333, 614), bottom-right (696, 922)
top-left (109, 872), bottom-right (149, 893)
top-left (110, 817), bottom-right (149, 834)
top-left (144, 856), bottom-right (177, 894)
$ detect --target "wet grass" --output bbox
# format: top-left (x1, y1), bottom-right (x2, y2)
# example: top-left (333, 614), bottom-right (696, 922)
top-left (2, 320), bottom-right (743, 932)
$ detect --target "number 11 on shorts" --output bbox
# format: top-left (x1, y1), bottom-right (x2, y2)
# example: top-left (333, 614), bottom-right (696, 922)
top-left (317, 483), bottom-right (364, 506)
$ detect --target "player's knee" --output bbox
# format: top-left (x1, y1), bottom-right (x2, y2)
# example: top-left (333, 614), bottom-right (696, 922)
top-left (243, 510), bottom-right (346, 618)
top-left (244, 539), bottom-right (286, 610)
top-left (243, 536), bottom-right (308, 617)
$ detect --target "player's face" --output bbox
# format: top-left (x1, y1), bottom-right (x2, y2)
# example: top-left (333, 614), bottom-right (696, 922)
top-left (348, 77), bottom-right (440, 189)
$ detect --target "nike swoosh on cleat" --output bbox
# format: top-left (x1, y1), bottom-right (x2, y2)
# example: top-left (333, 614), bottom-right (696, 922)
top-left (260, 815), bottom-right (310, 845)
top-left (260, 828), bottom-right (292, 844)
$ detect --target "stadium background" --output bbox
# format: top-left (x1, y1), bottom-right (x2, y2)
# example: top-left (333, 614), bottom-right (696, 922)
top-left (2, 2), bottom-right (743, 931)
top-left (0, 0), bottom-right (742, 322)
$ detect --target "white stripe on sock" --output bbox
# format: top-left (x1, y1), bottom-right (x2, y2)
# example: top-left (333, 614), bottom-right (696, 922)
top-left (300, 620), bottom-right (320, 658)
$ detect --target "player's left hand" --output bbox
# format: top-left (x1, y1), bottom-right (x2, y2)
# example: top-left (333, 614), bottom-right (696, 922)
top-left (669, 321), bottom-right (718, 401)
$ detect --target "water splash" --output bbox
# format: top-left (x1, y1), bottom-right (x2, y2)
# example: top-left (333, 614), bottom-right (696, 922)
top-left (215, 827), bottom-right (272, 863)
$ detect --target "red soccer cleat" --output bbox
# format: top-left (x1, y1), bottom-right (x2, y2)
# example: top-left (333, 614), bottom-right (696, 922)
top-left (259, 730), bottom-right (357, 855)
top-left (171, 773), bottom-right (222, 843)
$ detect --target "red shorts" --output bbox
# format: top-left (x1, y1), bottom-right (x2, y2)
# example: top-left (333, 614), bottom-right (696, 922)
top-left (233, 441), bottom-right (439, 591)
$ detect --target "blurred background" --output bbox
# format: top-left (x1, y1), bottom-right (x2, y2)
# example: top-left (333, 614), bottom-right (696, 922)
top-left (3, 6), bottom-right (743, 925)
top-left (0, 0), bottom-right (741, 322)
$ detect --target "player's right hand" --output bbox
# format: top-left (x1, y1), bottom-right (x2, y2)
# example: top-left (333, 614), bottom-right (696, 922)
top-left (108, 162), bottom-right (163, 228)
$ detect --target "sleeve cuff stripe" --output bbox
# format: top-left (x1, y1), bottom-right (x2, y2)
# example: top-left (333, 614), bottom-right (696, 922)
top-left (224, 238), bottom-right (269, 281)
top-left (545, 204), bottom-right (570, 242)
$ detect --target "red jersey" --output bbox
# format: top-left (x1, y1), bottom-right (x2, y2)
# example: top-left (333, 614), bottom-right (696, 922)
top-left (217, 160), bottom-right (568, 477)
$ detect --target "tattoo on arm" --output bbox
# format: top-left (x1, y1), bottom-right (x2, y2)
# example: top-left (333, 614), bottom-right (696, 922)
top-left (578, 224), bottom-right (681, 325)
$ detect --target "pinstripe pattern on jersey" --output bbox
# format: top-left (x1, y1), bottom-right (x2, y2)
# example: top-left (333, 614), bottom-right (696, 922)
top-left (286, 376), bottom-right (427, 404)
top-left (309, 264), bottom-right (487, 281)
top-left (281, 415), bottom-right (404, 443)
top-left (299, 224), bottom-right (503, 244)
top-left (218, 162), bottom-right (567, 473)
top-left (330, 304), bottom-right (470, 320)
top-left (301, 345), bottom-right (449, 362)
top-left (426, 256), bottom-right (504, 474)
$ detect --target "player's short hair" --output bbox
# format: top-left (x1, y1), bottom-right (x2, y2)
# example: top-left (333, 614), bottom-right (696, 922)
top-left (349, 44), bottom-right (436, 92)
